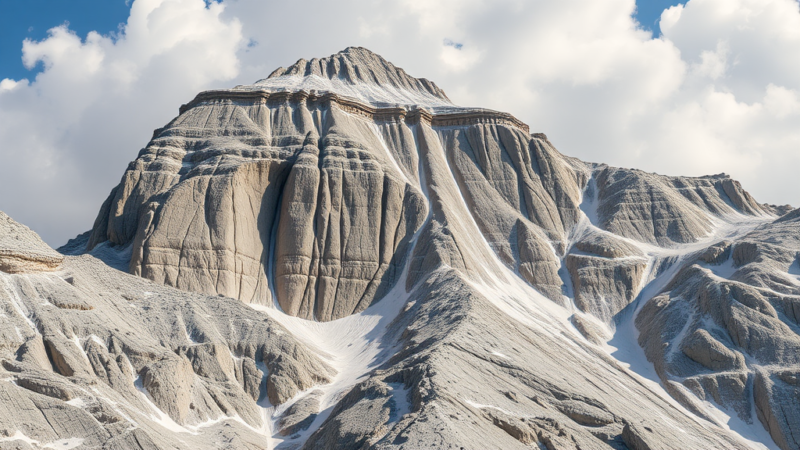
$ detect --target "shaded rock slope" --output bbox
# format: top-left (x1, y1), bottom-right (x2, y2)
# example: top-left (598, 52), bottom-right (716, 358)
top-left (2, 47), bottom-right (797, 449)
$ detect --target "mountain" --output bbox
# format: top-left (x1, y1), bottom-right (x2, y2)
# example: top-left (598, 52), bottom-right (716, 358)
top-left (1, 47), bottom-right (798, 449)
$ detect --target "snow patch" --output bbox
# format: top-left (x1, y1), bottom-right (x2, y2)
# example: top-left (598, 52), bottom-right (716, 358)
top-left (0, 431), bottom-right (84, 450)
top-left (66, 398), bottom-right (85, 408)
top-left (703, 255), bottom-right (737, 279)
top-left (245, 74), bottom-right (452, 109)
top-left (387, 382), bottom-right (411, 422)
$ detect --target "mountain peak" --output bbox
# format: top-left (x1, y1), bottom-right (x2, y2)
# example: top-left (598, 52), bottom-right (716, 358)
top-left (242, 47), bottom-right (452, 107)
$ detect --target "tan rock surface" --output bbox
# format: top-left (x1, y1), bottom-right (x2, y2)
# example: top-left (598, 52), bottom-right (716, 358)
top-left (10, 47), bottom-right (796, 450)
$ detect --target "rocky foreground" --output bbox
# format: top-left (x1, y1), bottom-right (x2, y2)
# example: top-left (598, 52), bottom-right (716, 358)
top-left (1, 47), bottom-right (799, 449)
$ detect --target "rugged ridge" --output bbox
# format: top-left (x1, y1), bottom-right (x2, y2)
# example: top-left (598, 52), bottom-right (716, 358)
top-left (263, 46), bottom-right (450, 105)
top-left (2, 47), bottom-right (797, 450)
top-left (0, 212), bottom-right (333, 449)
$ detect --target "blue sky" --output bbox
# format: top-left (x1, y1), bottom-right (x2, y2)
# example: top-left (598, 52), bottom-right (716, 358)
top-left (0, 0), bottom-right (682, 83)
top-left (0, 0), bottom-right (130, 80)
top-left (635, 0), bottom-right (685, 35)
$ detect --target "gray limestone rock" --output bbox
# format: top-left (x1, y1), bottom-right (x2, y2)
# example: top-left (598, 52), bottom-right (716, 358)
top-left (636, 213), bottom-right (800, 449)
top-left (0, 211), bottom-right (333, 449)
top-left (5, 47), bottom-right (797, 450)
top-left (263, 47), bottom-right (451, 106)
top-left (0, 211), bottom-right (63, 274)
top-left (593, 167), bottom-right (765, 246)
top-left (278, 389), bottom-right (322, 436)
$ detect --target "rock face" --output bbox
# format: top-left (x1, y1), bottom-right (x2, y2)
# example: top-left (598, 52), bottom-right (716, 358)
top-left (3, 47), bottom-right (798, 449)
top-left (0, 211), bottom-right (63, 274)
top-left (259, 46), bottom-right (451, 107)
top-left (86, 73), bottom-right (427, 321)
top-left (0, 212), bottom-right (333, 449)
top-left (636, 212), bottom-right (800, 450)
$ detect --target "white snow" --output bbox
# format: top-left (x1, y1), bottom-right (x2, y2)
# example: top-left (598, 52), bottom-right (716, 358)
top-left (703, 255), bottom-right (737, 279)
top-left (369, 122), bottom-right (410, 185)
top-left (0, 431), bottom-right (84, 450)
top-left (787, 259), bottom-right (800, 286)
top-left (44, 438), bottom-right (85, 450)
top-left (387, 382), bottom-right (412, 422)
top-left (251, 259), bottom-right (415, 446)
top-left (245, 123), bottom-right (438, 447)
top-left (462, 398), bottom-right (536, 419)
top-left (66, 398), bottom-right (86, 408)
top-left (691, 389), bottom-right (780, 450)
top-left (0, 274), bottom-right (39, 333)
top-left (244, 74), bottom-right (453, 108)
top-left (602, 209), bottom-right (778, 450)
top-left (0, 431), bottom-right (39, 446)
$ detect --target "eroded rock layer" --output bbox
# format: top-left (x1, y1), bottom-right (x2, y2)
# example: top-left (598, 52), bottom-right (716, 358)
top-left (88, 91), bottom-right (429, 321)
top-left (37, 47), bottom-right (799, 450)
top-left (0, 211), bottom-right (63, 274)
top-left (0, 212), bottom-right (333, 449)
top-left (637, 212), bottom-right (800, 450)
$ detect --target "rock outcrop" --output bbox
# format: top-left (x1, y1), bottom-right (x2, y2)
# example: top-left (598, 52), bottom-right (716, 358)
top-left (86, 85), bottom-right (427, 321)
top-left (0, 211), bottom-right (63, 274)
top-left (3, 47), bottom-right (797, 450)
top-left (636, 212), bottom-right (800, 450)
top-left (0, 212), bottom-right (333, 449)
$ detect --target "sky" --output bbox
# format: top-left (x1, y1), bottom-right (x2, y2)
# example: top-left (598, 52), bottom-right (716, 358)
top-left (1, 0), bottom-right (799, 247)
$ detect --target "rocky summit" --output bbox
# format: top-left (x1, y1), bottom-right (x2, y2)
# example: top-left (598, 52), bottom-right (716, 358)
top-left (1, 47), bottom-right (798, 450)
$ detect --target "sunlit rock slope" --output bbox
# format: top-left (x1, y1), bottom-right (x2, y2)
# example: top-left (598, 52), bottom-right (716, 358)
top-left (1, 47), bottom-right (796, 450)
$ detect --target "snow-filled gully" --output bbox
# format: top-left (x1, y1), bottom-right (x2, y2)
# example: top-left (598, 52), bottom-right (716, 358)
top-left (236, 126), bottom-right (775, 449)
top-left (245, 120), bottom-right (436, 449)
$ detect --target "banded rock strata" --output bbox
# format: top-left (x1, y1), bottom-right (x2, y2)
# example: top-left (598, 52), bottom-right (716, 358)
top-left (1, 47), bottom-right (797, 450)
top-left (0, 212), bottom-right (63, 274)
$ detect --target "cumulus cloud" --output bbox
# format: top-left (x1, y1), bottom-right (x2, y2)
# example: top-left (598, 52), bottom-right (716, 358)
top-left (0, 0), bottom-right (242, 245)
top-left (2, 0), bottom-right (800, 245)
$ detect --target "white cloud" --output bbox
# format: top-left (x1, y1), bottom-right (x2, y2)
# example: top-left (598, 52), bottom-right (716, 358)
top-left (0, 79), bottom-right (25, 92)
top-left (693, 40), bottom-right (730, 79)
top-left (2, 0), bottom-right (800, 245)
top-left (0, 0), bottom-right (243, 245)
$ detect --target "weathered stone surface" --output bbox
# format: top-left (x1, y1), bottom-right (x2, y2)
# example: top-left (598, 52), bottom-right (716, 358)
top-left (681, 329), bottom-right (746, 371)
top-left (569, 314), bottom-right (610, 345)
top-left (7, 47), bottom-right (798, 450)
top-left (0, 211), bottom-right (62, 274)
top-left (566, 253), bottom-right (647, 322)
top-left (258, 46), bottom-right (452, 107)
top-left (306, 269), bottom-right (748, 450)
top-left (636, 212), bottom-right (800, 449)
top-left (279, 389), bottom-right (322, 436)
top-left (86, 85), bottom-right (427, 321)
top-left (593, 167), bottom-right (768, 246)
top-left (0, 211), bottom-right (333, 449)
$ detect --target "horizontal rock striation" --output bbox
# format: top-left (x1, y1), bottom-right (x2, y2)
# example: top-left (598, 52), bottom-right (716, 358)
top-left (0, 211), bottom-right (63, 274)
top-left (86, 82), bottom-right (547, 321)
top-left (55, 47), bottom-right (799, 450)
top-left (87, 89), bottom-right (439, 321)
top-left (593, 167), bottom-right (774, 247)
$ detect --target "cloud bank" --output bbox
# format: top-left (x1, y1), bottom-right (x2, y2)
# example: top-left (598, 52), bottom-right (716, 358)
top-left (2, 0), bottom-right (799, 245)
